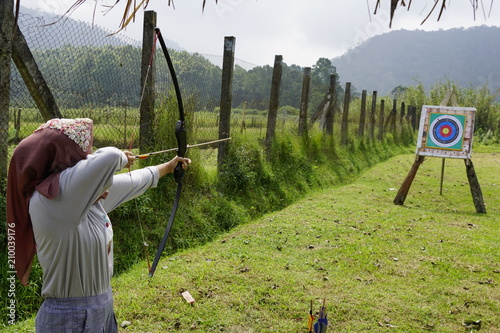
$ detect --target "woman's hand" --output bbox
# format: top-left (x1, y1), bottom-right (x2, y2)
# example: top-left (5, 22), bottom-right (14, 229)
top-left (157, 156), bottom-right (192, 177)
top-left (123, 151), bottom-right (136, 169)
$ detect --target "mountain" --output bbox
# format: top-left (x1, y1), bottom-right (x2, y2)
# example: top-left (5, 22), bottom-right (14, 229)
top-left (18, 6), bottom-right (183, 50)
top-left (17, 6), bottom-right (255, 70)
top-left (332, 26), bottom-right (500, 96)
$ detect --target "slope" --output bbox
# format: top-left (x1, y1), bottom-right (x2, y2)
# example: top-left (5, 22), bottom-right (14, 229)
top-left (333, 26), bottom-right (500, 96)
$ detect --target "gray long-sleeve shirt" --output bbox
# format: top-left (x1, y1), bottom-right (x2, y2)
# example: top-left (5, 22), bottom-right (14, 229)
top-left (30, 147), bottom-right (159, 298)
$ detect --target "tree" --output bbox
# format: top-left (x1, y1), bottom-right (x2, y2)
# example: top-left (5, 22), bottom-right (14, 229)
top-left (311, 58), bottom-right (337, 86)
top-left (391, 85), bottom-right (407, 99)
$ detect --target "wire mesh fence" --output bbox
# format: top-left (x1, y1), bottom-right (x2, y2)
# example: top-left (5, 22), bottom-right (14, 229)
top-left (9, 11), bottom-right (258, 149)
top-left (9, 10), bottom-right (416, 156)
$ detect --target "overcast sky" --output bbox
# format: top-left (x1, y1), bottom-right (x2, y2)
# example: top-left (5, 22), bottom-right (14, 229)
top-left (27, 0), bottom-right (500, 68)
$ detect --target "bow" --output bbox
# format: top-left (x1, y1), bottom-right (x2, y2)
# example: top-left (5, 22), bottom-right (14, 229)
top-left (149, 27), bottom-right (187, 277)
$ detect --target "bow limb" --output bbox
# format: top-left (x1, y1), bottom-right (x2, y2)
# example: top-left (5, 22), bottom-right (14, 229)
top-left (149, 27), bottom-right (187, 277)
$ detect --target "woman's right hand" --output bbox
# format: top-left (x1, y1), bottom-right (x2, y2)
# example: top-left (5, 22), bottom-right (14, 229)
top-left (123, 151), bottom-right (136, 169)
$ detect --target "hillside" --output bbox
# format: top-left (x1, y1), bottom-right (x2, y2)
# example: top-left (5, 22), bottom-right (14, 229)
top-left (18, 6), bottom-right (183, 50)
top-left (333, 26), bottom-right (500, 96)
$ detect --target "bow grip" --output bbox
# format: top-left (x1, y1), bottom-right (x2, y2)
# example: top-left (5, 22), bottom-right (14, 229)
top-left (174, 120), bottom-right (187, 183)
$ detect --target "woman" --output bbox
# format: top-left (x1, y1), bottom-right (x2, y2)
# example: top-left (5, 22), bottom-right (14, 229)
top-left (6, 118), bottom-right (190, 332)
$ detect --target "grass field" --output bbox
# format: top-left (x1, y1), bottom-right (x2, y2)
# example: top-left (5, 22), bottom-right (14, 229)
top-left (4, 151), bottom-right (499, 332)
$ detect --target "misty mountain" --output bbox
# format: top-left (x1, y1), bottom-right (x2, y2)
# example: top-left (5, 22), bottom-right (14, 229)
top-left (17, 6), bottom-right (256, 70)
top-left (332, 26), bottom-right (500, 96)
top-left (18, 6), bottom-right (183, 51)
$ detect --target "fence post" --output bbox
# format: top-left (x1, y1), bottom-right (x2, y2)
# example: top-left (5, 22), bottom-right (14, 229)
top-left (369, 91), bottom-right (377, 142)
top-left (0, 0), bottom-right (14, 184)
top-left (265, 55), bottom-right (283, 156)
top-left (139, 10), bottom-right (156, 153)
top-left (341, 82), bottom-right (351, 146)
top-left (324, 74), bottom-right (336, 135)
top-left (411, 105), bottom-right (418, 131)
top-left (298, 67), bottom-right (311, 136)
top-left (123, 99), bottom-right (128, 148)
top-left (11, 25), bottom-right (62, 121)
top-left (400, 101), bottom-right (406, 138)
top-left (400, 101), bottom-right (405, 125)
top-left (378, 99), bottom-right (385, 141)
top-left (358, 89), bottom-right (367, 138)
top-left (390, 99), bottom-right (397, 135)
top-left (218, 36), bottom-right (235, 168)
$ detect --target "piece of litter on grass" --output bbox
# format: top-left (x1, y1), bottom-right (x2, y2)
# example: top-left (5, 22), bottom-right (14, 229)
top-left (181, 291), bottom-right (195, 303)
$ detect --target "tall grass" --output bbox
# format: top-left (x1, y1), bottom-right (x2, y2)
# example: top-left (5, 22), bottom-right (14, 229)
top-left (403, 81), bottom-right (500, 144)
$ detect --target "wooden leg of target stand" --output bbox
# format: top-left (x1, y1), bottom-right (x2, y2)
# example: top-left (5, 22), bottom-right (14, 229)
top-left (464, 158), bottom-right (487, 214)
top-left (394, 155), bottom-right (425, 205)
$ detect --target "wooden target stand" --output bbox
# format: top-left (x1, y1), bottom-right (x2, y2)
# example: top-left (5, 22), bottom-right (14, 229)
top-left (393, 92), bottom-right (486, 213)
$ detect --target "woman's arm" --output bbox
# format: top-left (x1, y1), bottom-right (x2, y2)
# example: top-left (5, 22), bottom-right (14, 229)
top-left (41, 147), bottom-right (128, 221)
top-left (100, 156), bottom-right (191, 213)
top-left (155, 156), bottom-right (191, 177)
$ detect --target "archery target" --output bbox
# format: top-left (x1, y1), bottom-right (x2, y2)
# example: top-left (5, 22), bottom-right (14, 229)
top-left (416, 106), bottom-right (476, 159)
top-left (426, 114), bottom-right (465, 149)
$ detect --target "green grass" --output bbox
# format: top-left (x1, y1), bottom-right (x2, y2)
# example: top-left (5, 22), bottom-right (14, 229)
top-left (4, 152), bottom-right (499, 332)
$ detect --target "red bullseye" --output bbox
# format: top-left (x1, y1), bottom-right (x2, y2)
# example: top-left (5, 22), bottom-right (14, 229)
top-left (439, 124), bottom-right (452, 138)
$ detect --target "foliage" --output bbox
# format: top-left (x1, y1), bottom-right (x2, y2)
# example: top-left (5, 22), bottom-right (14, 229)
top-left (402, 80), bottom-right (500, 143)
top-left (12, 44), bottom-right (346, 118)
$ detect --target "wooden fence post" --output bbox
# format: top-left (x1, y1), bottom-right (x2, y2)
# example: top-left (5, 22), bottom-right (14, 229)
top-left (369, 91), bottom-right (377, 142)
top-left (340, 82), bottom-right (351, 146)
top-left (139, 10), bottom-right (156, 153)
top-left (11, 25), bottom-right (62, 121)
top-left (387, 99), bottom-right (397, 135)
top-left (378, 99), bottom-right (385, 141)
top-left (400, 102), bottom-right (405, 126)
top-left (324, 74), bottom-right (336, 135)
top-left (410, 105), bottom-right (418, 131)
top-left (298, 67), bottom-right (311, 136)
top-left (265, 55), bottom-right (283, 155)
top-left (218, 36), bottom-right (235, 168)
top-left (399, 101), bottom-right (406, 138)
top-left (0, 0), bottom-right (14, 184)
top-left (358, 89), bottom-right (367, 138)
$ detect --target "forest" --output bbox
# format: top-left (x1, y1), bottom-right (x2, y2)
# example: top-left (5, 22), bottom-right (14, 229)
top-left (10, 44), bottom-right (345, 115)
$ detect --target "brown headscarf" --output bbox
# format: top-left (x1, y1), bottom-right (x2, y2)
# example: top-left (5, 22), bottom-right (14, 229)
top-left (6, 118), bottom-right (93, 285)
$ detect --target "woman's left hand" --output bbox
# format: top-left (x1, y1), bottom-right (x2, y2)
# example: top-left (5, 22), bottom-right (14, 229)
top-left (172, 156), bottom-right (191, 170)
top-left (157, 156), bottom-right (191, 177)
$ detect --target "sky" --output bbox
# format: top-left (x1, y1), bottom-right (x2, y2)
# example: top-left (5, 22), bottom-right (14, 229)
top-left (27, 0), bottom-right (500, 68)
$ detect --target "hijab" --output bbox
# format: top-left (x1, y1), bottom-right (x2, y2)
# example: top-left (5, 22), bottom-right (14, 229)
top-left (6, 118), bottom-right (93, 285)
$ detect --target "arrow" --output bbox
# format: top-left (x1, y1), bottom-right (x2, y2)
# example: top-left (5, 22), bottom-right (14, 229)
top-left (133, 137), bottom-right (231, 159)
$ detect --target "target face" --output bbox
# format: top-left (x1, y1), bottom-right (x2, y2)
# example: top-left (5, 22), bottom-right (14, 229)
top-left (416, 106), bottom-right (476, 159)
top-left (425, 113), bottom-right (465, 150)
